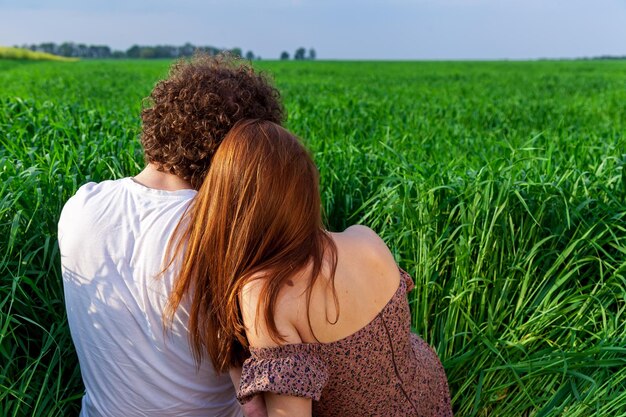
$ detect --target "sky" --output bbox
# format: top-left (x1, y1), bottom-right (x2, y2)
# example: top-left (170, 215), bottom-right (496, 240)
top-left (1, 0), bottom-right (626, 60)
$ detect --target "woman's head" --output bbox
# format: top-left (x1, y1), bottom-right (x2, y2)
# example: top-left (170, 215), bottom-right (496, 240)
top-left (141, 53), bottom-right (285, 189)
top-left (167, 120), bottom-right (336, 372)
top-left (202, 119), bottom-right (322, 267)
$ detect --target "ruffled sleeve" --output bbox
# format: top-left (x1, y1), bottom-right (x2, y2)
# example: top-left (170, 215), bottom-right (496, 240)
top-left (237, 343), bottom-right (329, 404)
top-left (399, 267), bottom-right (415, 292)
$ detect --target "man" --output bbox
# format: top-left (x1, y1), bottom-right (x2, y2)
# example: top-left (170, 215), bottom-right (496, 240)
top-left (58, 53), bottom-right (284, 417)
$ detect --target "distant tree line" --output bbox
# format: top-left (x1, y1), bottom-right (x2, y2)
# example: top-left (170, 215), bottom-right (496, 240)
top-left (587, 55), bottom-right (626, 60)
top-left (280, 47), bottom-right (316, 61)
top-left (18, 42), bottom-right (248, 59)
top-left (16, 42), bottom-right (318, 60)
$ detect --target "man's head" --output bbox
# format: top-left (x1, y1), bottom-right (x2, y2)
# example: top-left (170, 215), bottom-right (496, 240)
top-left (140, 52), bottom-right (285, 189)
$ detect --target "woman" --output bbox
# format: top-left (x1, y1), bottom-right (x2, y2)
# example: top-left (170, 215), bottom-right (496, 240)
top-left (166, 119), bottom-right (453, 416)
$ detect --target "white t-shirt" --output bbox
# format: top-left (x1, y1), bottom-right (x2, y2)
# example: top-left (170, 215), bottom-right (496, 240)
top-left (58, 178), bottom-right (243, 417)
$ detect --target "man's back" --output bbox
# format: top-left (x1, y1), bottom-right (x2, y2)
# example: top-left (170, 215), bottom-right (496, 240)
top-left (58, 177), bottom-right (242, 417)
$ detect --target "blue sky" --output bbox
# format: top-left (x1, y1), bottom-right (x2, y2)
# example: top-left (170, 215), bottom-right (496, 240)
top-left (1, 0), bottom-right (625, 60)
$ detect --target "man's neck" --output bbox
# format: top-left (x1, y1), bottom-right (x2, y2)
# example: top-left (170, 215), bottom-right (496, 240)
top-left (132, 164), bottom-right (194, 191)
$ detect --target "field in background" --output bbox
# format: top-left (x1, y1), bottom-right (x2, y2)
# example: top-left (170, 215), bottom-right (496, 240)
top-left (0, 47), bottom-right (79, 62)
top-left (1, 59), bottom-right (625, 416)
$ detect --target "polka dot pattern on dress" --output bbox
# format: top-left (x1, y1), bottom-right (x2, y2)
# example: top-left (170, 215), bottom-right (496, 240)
top-left (237, 269), bottom-right (453, 417)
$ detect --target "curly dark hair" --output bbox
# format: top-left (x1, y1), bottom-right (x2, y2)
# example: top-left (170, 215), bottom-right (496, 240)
top-left (140, 52), bottom-right (285, 189)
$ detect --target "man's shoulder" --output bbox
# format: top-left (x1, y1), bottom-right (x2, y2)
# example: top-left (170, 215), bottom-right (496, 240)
top-left (58, 178), bottom-right (127, 231)
top-left (76, 177), bottom-right (126, 199)
top-left (61, 178), bottom-right (123, 211)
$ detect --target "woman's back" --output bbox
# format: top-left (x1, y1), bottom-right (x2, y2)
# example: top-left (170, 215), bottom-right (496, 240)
top-left (169, 120), bottom-right (451, 416)
top-left (239, 225), bottom-right (453, 416)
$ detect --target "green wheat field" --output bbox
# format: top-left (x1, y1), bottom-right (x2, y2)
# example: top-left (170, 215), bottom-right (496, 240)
top-left (1, 59), bottom-right (625, 416)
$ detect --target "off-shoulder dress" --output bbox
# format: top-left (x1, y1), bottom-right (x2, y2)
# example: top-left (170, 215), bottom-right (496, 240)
top-left (237, 270), bottom-right (453, 416)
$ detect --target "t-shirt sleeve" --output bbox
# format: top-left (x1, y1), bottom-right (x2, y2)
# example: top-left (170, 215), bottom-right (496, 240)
top-left (237, 345), bottom-right (329, 404)
top-left (399, 267), bottom-right (415, 293)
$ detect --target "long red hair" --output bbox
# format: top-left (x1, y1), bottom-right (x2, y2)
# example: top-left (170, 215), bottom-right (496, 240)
top-left (165, 119), bottom-right (337, 372)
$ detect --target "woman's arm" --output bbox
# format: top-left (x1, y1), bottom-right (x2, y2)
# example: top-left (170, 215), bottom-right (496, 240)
top-left (264, 393), bottom-right (312, 417)
top-left (240, 279), bottom-right (314, 417)
top-left (241, 396), bottom-right (269, 417)
top-left (230, 367), bottom-right (268, 417)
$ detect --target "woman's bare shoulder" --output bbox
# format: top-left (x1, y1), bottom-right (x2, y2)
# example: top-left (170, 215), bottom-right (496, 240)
top-left (334, 225), bottom-right (397, 268)
top-left (329, 225), bottom-right (400, 302)
top-left (240, 273), bottom-right (307, 348)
